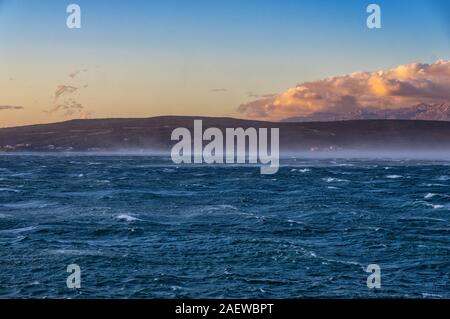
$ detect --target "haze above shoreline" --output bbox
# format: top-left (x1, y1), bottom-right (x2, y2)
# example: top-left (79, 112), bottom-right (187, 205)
top-left (3, 150), bottom-right (450, 162)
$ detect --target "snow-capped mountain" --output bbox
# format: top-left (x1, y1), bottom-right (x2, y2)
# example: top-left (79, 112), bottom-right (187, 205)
top-left (283, 102), bottom-right (450, 122)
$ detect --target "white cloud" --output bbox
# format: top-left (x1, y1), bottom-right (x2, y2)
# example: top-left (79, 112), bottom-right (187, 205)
top-left (238, 60), bottom-right (450, 121)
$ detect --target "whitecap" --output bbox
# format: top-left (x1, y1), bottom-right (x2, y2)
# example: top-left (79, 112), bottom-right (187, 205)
top-left (300, 247), bottom-right (363, 268)
top-left (425, 203), bottom-right (445, 209)
top-left (116, 214), bottom-right (141, 222)
top-left (323, 177), bottom-right (348, 183)
top-left (0, 225), bottom-right (37, 234)
top-left (0, 188), bottom-right (20, 193)
top-left (424, 183), bottom-right (447, 187)
top-left (386, 175), bottom-right (403, 179)
top-left (298, 168), bottom-right (311, 173)
top-left (424, 193), bottom-right (436, 199)
top-left (96, 180), bottom-right (110, 183)
top-left (287, 219), bottom-right (305, 225)
top-left (422, 293), bottom-right (443, 299)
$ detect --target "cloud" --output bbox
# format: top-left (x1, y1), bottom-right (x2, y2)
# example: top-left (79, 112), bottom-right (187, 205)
top-left (45, 100), bottom-right (84, 116)
top-left (247, 92), bottom-right (277, 99)
top-left (48, 78), bottom-right (90, 117)
top-left (69, 68), bottom-right (88, 79)
top-left (0, 105), bottom-right (24, 110)
top-left (54, 85), bottom-right (78, 100)
top-left (238, 60), bottom-right (450, 121)
top-left (209, 88), bottom-right (228, 92)
top-left (69, 71), bottom-right (80, 79)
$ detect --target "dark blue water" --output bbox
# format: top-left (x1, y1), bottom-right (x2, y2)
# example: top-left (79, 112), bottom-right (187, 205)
top-left (0, 155), bottom-right (449, 298)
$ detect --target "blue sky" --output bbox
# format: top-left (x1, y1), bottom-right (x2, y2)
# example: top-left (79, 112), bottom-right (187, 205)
top-left (0, 0), bottom-right (449, 126)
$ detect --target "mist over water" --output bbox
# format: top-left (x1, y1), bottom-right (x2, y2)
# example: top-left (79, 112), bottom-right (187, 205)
top-left (5, 148), bottom-right (450, 160)
top-left (0, 154), bottom-right (449, 298)
top-left (281, 150), bottom-right (450, 161)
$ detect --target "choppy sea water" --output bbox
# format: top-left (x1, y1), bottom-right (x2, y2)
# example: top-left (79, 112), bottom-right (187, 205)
top-left (0, 155), bottom-right (449, 298)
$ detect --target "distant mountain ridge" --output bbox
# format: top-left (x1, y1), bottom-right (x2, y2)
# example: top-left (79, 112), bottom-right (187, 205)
top-left (3, 116), bottom-right (450, 152)
top-left (283, 102), bottom-right (450, 122)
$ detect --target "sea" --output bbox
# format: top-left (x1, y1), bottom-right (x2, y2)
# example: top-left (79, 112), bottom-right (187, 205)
top-left (0, 154), bottom-right (449, 298)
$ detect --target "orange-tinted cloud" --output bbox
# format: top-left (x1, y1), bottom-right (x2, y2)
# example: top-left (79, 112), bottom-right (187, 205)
top-left (238, 60), bottom-right (450, 121)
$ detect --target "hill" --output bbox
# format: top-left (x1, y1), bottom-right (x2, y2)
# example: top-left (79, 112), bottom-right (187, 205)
top-left (2, 116), bottom-right (450, 153)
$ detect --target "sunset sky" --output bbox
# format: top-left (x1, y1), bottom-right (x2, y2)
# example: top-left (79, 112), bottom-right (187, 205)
top-left (1, 0), bottom-right (449, 127)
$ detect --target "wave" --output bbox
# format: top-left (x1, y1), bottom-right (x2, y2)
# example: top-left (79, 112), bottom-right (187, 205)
top-left (423, 183), bottom-right (448, 187)
top-left (298, 247), bottom-right (364, 270)
top-left (424, 203), bottom-right (445, 209)
top-left (424, 193), bottom-right (436, 199)
top-left (0, 225), bottom-right (37, 234)
top-left (287, 219), bottom-right (306, 225)
top-left (216, 204), bottom-right (238, 210)
top-left (0, 188), bottom-right (20, 193)
top-left (2, 201), bottom-right (50, 209)
top-left (95, 179), bottom-right (111, 183)
top-left (424, 193), bottom-right (450, 199)
top-left (422, 293), bottom-right (443, 299)
top-left (322, 177), bottom-right (349, 183)
top-left (50, 249), bottom-right (103, 256)
top-left (400, 216), bottom-right (448, 224)
top-left (10, 172), bottom-right (34, 178)
top-left (116, 214), bottom-right (141, 222)
top-left (386, 175), bottom-right (403, 179)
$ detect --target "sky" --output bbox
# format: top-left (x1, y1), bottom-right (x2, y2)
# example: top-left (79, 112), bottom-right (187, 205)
top-left (0, 0), bottom-right (449, 127)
